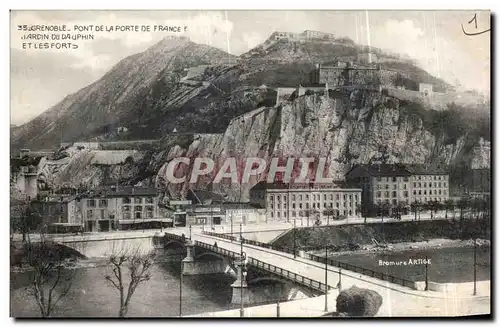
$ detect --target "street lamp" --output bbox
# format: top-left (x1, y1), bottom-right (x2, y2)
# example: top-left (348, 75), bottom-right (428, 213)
top-left (424, 255), bottom-right (429, 291)
top-left (473, 238), bottom-right (477, 296)
top-left (324, 246), bottom-right (328, 312)
top-left (179, 255), bottom-right (183, 317)
top-left (189, 224), bottom-right (192, 240)
top-left (240, 222), bottom-right (245, 318)
top-left (293, 218), bottom-right (297, 259)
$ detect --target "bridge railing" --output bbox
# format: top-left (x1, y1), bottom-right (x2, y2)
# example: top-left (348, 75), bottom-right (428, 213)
top-left (201, 231), bottom-right (416, 290)
top-left (194, 241), bottom-right (329, 293)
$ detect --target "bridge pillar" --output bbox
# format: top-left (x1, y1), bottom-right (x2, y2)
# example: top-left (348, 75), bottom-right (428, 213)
top-left (230, 257), bottom-right (250, 305)
top-left (181, 240), bottom-right (196, 275)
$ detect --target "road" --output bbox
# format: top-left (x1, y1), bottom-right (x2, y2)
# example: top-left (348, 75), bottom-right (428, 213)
top-left (171, 230), bottom-right (490, 317)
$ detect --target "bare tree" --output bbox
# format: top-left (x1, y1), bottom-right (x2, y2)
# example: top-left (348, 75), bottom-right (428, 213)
top-left (23, 232), bottom-right (76, 317)
top-left (104, 247), bottom-right (155, 317)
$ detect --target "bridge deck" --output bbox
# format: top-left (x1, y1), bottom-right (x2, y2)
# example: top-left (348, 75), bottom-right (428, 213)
top-left (164, 230), bottom-right (490, 317)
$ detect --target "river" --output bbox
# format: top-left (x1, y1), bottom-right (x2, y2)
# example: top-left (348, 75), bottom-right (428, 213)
top-left (10, 251), bottom-right (235, 318)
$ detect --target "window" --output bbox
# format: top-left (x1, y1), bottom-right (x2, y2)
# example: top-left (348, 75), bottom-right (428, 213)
top-left (123, 205), bottom-right (130, 212)
top-left (424, 190), bottom-right (427, 195)
top-left (404, 191), bottom-right (408, 197)
top-left (123, 212), bottom-right (131, 219)
top-left (196, 217), bottom-right (207, 224)
top-left (271, 212), bottom-right (274, 218)
top-left (292, 195), bottom-right (296, 201)
top-left (270, 195), bottom-right (274, 201)
top-left (99, 199), bottom-right (107, 207)
top-left (418, 182), bottom-right (421, 188)
top-left (299, 195), bottom-right (303, 201)
top-left (284, 196), bottom-right (287, 202)
top-left (376, 177), bottom-right (382, 182)
top-left (336, 203), bottom-right (339, 208)
top-left (439, 190), bottom-right (442, 195)
top-left (284, 212), bottom-right (287, 217)
top-left (277, 203), bottom-right (281, 209)
top-left (313, 203), bottom-right (316, 208)
top-left (392, 184), bottom-right (397, 190)
top-left (392, 191), bottom-right (397, 198)
top-left (100, 209), bottom-right (106, 219)
top-left (87, 210), bottom-right (93, 219)
top-left (348, 210), bottom-right (352, 216)
top-left (123, 197), bottom-right (131, 204)
top-left (292, 203), bottom-right (296, 209)
top-left (385, 184), bottom-right (389, 190)
top-left (403, 184), bottom-right (407, 189)
top-left (306, 203), bottom-right (309, 209)
top-left (392, 177), bottom-right (397, 182)
top-left (88, 199), bottom-right (96, 207)
top-left (324, 194), bottom-right (327, 201)
top-left (418, 190), bottom-right (422, 195)
top-left (413, 182), bottom-right (416, 188)
top-left (299, 203), bottom-right (303, 209)
top-left (343, 194), bottom-right (347, 200)
top-left (438, 182), bottom-right (442, 187)
top-left (349, 194), bottom-right (352, 201)
top-left (403, 177), bottom-right (409, 182)
top-left (330, 194), bottom-right (333, 200)
top-left (324, 203), bottom-right (327, 208)
top-left (355, 195), bottom-right (358, 201)
top-left (336, 194), bottom-right (339, 200)
top-left (292, 212), bottom-right (296, 217)
top-left (306, 195), bottom-right (309, 200)
top-left (385, 191), bottom-right (389, 197)
top-left (270, 203), bottom-right (274, 209)
top-left (277, 212), bottom-right (280, 218)
top-left (392, 199), bottom-right (397, 205)
top-left (413, 190), bottom-right (416, 195)
top-left (434, 176), bottom-right (437, 180)
top-left (444, 183), bottom-right (447, 188)
top-left (277, 196), bottom-right (281, 202)
top-left (146, 205), bottom-right (154, 212)
top-left (146, 197), bottom-right (154, 204)
top-left (135, 205), bottom-right (142, 212)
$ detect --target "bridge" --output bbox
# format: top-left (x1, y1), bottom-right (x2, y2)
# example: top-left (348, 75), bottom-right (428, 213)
top-left (159, 230), bottom-right (490, 317)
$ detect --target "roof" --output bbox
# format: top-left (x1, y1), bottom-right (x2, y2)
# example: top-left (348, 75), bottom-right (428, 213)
top-left (223, 202), bottom-right (264, 210)
top-left (299, 83), bottom-right (326, 88)
top-left (10, 156), bottom-right (44, 167)
top-left (188, 189), bottom-right (227, 204)
top-left (348, 164), bottom-right (448, 177)
top-left (250, 181), bottom-right (353, 191)
top-left (33, 195), bottom-right (77, 203)
top-left (85, 186), bottom-right (157, 198)
top-left (405, 164), bottom-right (448, 175)
top-left (349, 164), bottom-right (412, 177)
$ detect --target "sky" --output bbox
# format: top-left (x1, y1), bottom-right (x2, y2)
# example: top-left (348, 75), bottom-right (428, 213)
top-left (10, 10), bottom-right (491, 126)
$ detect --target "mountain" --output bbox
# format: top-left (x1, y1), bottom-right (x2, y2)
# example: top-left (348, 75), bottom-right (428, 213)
top-left (10, 31), bottom-right (490, 200)
top-left (11, 37), bottom-right (237, 150)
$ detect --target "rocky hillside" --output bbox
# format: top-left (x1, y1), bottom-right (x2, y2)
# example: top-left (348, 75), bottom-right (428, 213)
top-left (11, 31), bottom-right (490, 201)
top-left (40, 90), bottom-right (490, 201)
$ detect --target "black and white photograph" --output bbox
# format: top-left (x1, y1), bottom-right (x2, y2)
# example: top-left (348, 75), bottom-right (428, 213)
top-left (9, 9), bottom-right (491, 318)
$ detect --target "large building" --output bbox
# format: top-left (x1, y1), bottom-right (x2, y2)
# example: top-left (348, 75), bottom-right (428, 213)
top-left (249, 182), bottom-right (362, 222)
top-left (345, 164), bottom-right (449, 214)
top-left (31, 195), bottom-right (83, 231)
top-left (80, 186), bottom-right (161, 232)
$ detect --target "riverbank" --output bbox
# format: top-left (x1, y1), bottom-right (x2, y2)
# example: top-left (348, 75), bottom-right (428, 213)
top-left (312, 238), bottom-right (491, 257)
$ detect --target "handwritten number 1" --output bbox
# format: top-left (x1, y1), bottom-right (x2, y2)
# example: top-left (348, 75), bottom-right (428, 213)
top-left (462, 13), bottom-right (490, 36)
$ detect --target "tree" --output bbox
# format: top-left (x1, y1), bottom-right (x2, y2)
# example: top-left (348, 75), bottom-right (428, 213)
top-left (104, 247), bottom-right (155, 317)
top-left (323, 208), bottom-right (336, 226)
top-left (22, 232), bottom-right (76, 317)
top-left (336, 286), bottom-right (383, 317)
top-left (355, 203), bottom-right (363, 221)
top-left (443, 199), bottom-right (455, 221)
top-left (456, 198), bottom-right (470, 232)
top-left (11, 198), bottom-right (44, 243)
top-left (304, 208), bottom-right (319, 227)
top-left (410, 201), bottom-right (422, 221)
top-left (426, 200), bottom-right (441, 220)
top-left (378, 201), bottom-right (391, 223)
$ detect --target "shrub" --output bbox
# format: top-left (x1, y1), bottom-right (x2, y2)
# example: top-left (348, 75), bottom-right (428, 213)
top-left (336, 286), bottom-right (383, 317)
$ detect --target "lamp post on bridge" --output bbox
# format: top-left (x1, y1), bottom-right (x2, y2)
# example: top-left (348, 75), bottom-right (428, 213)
top-left (189, 224), bottom-right (192, 240)
top-left (324, 246), bottom-right (328, 312)
top-left (293, 218), bottom-right (297, 259)
top-left (473, 238), bottom-right (477, 296)
top-left (179, 253), bottom-right (183, 317)
top-left (240, 222), bottom-right (245, 317)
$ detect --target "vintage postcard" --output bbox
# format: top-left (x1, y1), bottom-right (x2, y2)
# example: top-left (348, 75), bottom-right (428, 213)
top-left (10, 10), bottom-right (491, 318)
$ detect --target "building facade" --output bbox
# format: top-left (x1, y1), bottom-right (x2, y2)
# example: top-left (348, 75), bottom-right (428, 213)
top-left (250, 182), bottom-right (362, 222)
top-left (345, 164), bottom-right (449, 214)
top-left (31, 195), bottom-right (82, 229)
top-left (80, 186), bottom-right (160, 232)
